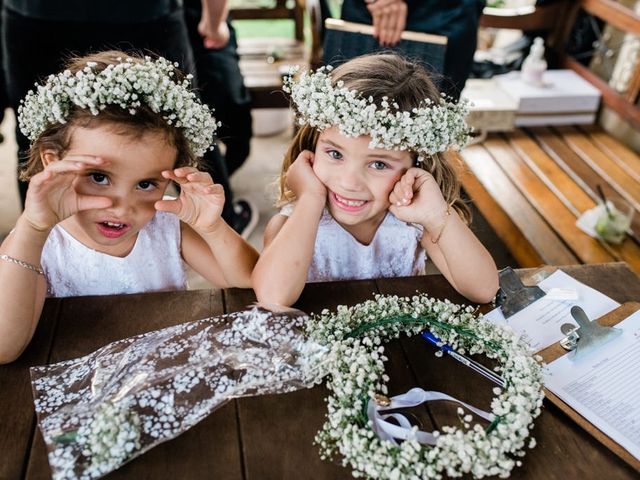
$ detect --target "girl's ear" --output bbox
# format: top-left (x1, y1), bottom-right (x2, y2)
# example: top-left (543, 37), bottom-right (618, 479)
top-left (40, 149), bottom-right (59, 167)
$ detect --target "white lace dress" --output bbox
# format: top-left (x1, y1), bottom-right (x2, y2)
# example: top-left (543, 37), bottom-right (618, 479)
top-left (280, 204), bottom-right (427, 283)
top-left (42, 212), bottom-right (187, 297)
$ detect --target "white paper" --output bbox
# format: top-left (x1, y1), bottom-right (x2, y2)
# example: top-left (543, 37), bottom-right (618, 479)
top-left (544, 310), bottom-right (640, 461)
top-left (484, 270), bottom-right (619, 351)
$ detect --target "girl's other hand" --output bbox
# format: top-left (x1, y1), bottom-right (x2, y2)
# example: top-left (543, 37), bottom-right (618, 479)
top-left (286, 150), bottom-right (326, 202)
top-left (389, 167), bottom-right (448, 228)
top-left (23, 155), bottom-right (112, 232)
top-left (156, 167), bottom-right (225, 234)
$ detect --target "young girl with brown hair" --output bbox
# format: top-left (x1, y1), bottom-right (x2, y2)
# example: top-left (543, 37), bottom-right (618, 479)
top-left (252, 53), bottom-right (498, 306)
top-left (0, 51), bottom-right (258, 363)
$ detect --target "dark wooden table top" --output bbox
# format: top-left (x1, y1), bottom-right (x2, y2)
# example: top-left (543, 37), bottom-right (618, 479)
top-left (2, 263), bottom-right (639, 479)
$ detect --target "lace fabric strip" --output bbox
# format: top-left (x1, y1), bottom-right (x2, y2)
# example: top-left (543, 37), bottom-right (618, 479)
top-left (30, 306), bottom-right (328, 480)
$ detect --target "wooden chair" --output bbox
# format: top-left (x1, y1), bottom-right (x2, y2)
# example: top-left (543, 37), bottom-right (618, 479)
top-left (230, 0), bottom-right (322, 108)
top-left (456, 0), bottom-right (640, 273)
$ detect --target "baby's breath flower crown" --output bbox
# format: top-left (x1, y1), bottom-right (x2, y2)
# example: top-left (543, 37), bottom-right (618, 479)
top-left (307, 293), bottom-right (545, 479)
top-left (283, 67), bottom-right (471, 159)
top-left (18, 56), bottom-right (218, 157)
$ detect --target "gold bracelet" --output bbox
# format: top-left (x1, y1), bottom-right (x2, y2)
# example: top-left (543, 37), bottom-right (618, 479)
top-left (0, 254), bottom-right (44, 275)
top-left (431, 205), bottom-right (452, 244)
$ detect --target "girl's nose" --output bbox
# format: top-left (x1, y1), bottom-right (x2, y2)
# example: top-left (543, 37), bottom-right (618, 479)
top-left (337, 165), bottom-right (364, 192)
top-left (108, 192), bottom-right (134, 215)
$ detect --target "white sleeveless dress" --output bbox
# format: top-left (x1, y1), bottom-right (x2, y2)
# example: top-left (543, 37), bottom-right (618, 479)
top-left (41, 212), bottom-right (187, 297)
top-left (280, 204), bottom-right (427, 283)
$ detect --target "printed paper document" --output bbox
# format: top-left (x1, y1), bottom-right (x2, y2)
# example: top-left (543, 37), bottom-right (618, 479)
top-left (544, 310), bottom-right (640, 461)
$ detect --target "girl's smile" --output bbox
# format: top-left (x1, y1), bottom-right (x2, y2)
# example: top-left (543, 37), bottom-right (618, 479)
top-left (330, 191), bottom-right (368, 212)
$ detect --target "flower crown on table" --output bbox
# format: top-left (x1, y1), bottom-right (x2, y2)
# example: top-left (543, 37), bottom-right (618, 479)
top-left (18, 56), bottom-right (219, 157)
top-left (283, 66), bottom-right (472, 162)
top-left (307, 293), bottom-right (545, 478)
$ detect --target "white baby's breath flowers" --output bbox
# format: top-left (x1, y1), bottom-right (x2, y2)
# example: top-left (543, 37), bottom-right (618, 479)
top-left (18, 56), bottom-right (218, 157)
top-left (75, 402), bottom-right (141, 478)
top-left (306, 293), bottom-right (545, 479)
top-left (283, 67), bottom-right (471, 161)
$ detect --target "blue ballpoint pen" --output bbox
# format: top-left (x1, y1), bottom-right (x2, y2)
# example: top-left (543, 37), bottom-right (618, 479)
top-left (421, 331), bottom-right (505, 387)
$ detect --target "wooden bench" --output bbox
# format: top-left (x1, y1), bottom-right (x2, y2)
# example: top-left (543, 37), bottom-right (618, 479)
top-left (459, 0), bottom-right (640, 274)
top-left (231, 0), bottom-right (321, 108)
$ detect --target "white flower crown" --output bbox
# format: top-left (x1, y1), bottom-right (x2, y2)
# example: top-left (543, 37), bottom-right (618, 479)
top-left (308, 293), bottom-right (544, 478)
top-left (283, 66), bottom-right (471, 160)
top-left (18, 56), bottom-right (218, 157)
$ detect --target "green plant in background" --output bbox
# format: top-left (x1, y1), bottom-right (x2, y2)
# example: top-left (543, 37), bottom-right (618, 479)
top-left (230, 0), bottom-right (278, 7)
top-left (230, 0), bottom-right (343, 40)
top-left (231, 0), bottom-right (293, 39)
top-left (233, 18), bottom-right (294, 39)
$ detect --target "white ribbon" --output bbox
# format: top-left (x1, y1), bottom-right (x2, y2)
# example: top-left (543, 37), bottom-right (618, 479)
top-left (367, 387), bottom-right (494, 446)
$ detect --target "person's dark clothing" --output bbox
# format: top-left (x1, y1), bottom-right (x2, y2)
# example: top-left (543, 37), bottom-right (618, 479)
top-left (340, 0), bottom-right (486, 99)
top-left (4, 0), bottom-right (182, 22)
top-left (184, 0), bottom-right (252, 177)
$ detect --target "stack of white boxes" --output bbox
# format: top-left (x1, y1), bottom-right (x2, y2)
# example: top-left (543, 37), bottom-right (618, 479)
top-left (494, 69), bottom-right (602, 126)
top-left (461, 70), bottom-right (602, 132)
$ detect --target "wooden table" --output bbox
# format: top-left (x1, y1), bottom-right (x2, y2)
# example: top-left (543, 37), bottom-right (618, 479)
top-left (2, 263), bottom-right (639, 479)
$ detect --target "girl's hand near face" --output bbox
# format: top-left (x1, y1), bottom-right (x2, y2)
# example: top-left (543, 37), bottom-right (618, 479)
top-left (286, 150), bottom-right (326, 204)
top-left (389, 167), bottom-right (449, 230)
top-left (160, 167), bottom-right (258, 290)
top-left (155, 167), bottom-right (225, 235)
top-left (23, 155), bottom-right (112, 232)
top-left (391, 168), bottom-right (499, 304)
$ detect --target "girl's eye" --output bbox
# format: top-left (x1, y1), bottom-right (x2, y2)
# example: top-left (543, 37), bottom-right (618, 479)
top-left (370, 161), bottom-right (390, 171)
top-left (137, 180), bottom-right (157, 191)
top-left (89, 172), bottom-right (108, 185)
top-left (327, 149), bottom-right (342, 160)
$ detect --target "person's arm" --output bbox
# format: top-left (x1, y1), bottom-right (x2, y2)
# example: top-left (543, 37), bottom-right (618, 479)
top-left (156, 167), bottom-right (258, 288)
top-left (199, 0), bottom-right (230, 49)
top-left (252, 197), bottom-right (324, 306)
top-left (420, 211), bottom-right (499, 304)
top-left (0, 154), bottom-right (112, 363)
top-left (181, 221), bottom-right (258, 288)
top-left (0, 220), bottom-right (50, 364)
top-left (251, 150), bottom-right (326, 306)
top-left (389, 168), bottom-right (498, 304)
top-left (365, 0), bottom-right (407, 47)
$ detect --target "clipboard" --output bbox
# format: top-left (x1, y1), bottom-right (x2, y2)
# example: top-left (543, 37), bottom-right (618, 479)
top-left (537, 301), bottom-right (640, 471)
